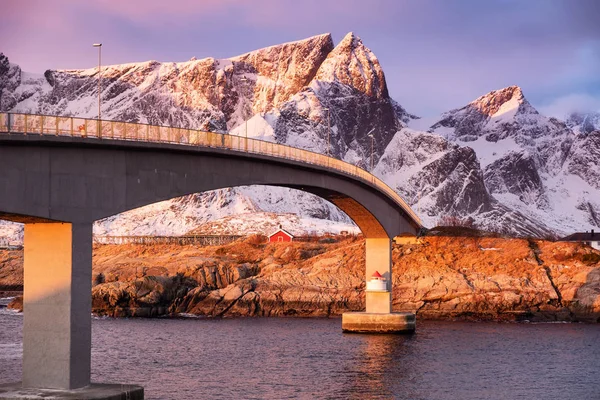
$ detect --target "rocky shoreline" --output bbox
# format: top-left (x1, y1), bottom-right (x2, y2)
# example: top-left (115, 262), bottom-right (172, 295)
top-left (2, 235), bottom-right (600, 322)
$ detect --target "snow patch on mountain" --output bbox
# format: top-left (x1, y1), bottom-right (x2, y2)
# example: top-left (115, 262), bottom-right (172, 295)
top-left (229, 113), bottom-right (277, 142)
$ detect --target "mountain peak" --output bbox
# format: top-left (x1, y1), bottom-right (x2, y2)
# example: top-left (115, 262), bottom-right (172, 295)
top-left (428, 84), bottom-right (570, 142)
top-left (233, 33), bottom-right (333, 59)
top-left (230, 33), bottom-right (334, 114)
top-left (339, 32), bottom-right (360, 47)
top-left (469, 85), bottom-right (529, 118)
top-left (313, 32), bottom-right (388, 98)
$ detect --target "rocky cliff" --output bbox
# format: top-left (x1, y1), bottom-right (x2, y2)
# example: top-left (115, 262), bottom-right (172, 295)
top-left (3, 236), bottom-right (600, 322)
top-left (416, 85), bottom-right (599, 235)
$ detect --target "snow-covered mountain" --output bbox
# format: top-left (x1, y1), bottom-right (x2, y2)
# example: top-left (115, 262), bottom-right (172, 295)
top-left (2, 32), bottom-right (403, 163)
top-left (1, 35), bottom-right (599, 239)
top-left (405, 85), bottom-right (599, 236)
top-left (373, 128), bottom-right (554, 237)
top-left (566, 112), bottom-right (600, 135)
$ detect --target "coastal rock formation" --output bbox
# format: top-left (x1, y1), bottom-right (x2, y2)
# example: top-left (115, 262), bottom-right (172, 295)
top-left (0, 249), bottom-right (22, 292)
top-left (2, 236), bottom-right (599, 322)
top-left (392, 235), bottom-right (600, 321)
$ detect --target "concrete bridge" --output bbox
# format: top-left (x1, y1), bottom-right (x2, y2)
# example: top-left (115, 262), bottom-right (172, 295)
top-left (0, 113), bottom-right (421, 398)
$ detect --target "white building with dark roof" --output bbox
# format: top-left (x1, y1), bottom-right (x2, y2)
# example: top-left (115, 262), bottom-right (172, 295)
top-left (560, 230), bottom-right (600, 250)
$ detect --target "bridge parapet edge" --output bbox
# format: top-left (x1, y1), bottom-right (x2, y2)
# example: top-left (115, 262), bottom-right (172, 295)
top-left (0, 112), bottom-right (422, 229)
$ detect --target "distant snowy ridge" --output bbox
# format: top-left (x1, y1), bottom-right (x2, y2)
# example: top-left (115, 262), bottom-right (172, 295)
top-left (415, 85), bottom-right (599, 236)
top-left (566, 111), bottom-right (600, 135)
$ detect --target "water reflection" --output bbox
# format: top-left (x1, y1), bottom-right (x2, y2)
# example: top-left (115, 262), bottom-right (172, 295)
top-left (1, 316), bottom-right (600, 399)
top-left (335, 333), bottom-right (416, 399)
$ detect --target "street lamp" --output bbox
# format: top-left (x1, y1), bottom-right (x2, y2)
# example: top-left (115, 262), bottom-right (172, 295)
top-left (367, 128), bottom-right (375, 171)
top-left (322, 107), bottom-right (331, 157)
top-left (92, 43), bottom-right (102, 135)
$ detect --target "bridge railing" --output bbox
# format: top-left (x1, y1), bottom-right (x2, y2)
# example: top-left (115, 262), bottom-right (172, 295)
top-left (93, 235), bottom-right (244, 246)
top-left (0, 112), bottom-right (421, 226)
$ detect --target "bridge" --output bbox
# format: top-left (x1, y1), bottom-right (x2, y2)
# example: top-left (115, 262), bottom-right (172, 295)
top-left (0, 112), bottom-right (422, 397)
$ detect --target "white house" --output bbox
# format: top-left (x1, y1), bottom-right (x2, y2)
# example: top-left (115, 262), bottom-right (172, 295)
top-left (560, 230), bottom-right (600, 250)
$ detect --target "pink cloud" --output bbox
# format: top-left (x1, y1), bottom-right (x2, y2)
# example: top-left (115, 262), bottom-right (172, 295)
top-left (87, 0), bottom-right (239, 24)
top-left (237, 0), bottom-right (394, 30)
top-left (79, 0), bottom-right (398, 31)
top-left (1, 0), bottom-right (75, 34)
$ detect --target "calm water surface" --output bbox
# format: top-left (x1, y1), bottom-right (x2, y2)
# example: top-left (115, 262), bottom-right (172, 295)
top-left (1, 305), bottom-right (599, 399)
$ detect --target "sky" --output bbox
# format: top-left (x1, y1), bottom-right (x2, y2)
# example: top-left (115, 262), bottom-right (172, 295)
top-left (1, 0), bottom-right (599, 118)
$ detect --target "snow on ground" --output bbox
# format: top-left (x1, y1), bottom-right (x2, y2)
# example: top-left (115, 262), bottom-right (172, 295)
top-left (229, 113), bottom-right (277, 142)
top-left (187, 212), bottom-right (359, 236)
top-left (0, 221), bottom-right (23, 245)
top-left (491, 171), bottom-right (599, 236)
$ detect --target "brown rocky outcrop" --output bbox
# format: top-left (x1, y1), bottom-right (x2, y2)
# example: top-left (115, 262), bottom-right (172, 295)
top-left (7, 296), bottom-right (22, 311)
top-left (0, 248), bottom-right (23, 292)
top-left (1, 235), bottom-right (599, 322)
top-left (392, 237), bottom-right (600, 321)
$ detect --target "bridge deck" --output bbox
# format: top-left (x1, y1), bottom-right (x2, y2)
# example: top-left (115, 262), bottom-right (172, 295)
top-left (0, 112), bottom-right (421, 228)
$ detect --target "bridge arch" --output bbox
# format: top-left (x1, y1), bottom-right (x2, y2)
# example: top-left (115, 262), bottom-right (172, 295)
top-left (0, 135), bottom-right (418, 239)
top-left (0, 113), bottom-right (421, 392)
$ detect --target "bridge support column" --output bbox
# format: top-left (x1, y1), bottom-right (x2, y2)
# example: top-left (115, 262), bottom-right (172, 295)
top-left (0, 222), bottom-right (145, 399)
top-left (342, 237), bottom-right (416, 333)
top-left (22, 222), bottom-right (93, 389)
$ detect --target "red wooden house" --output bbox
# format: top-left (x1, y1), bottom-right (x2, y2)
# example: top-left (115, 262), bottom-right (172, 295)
top-left (268, 226), bottom-right (294, 243)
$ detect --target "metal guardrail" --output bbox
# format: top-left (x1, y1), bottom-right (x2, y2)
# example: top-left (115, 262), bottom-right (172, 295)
top-left (94, 235), bottom-right (244, 246)
top-left (0, 112), bottom-right (422, 226)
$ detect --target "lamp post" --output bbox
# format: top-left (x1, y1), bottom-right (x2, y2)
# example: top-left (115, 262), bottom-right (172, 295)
top-left (367, 128), bottom-right (375, 171)
top-left (92, 43), bottom-right (102, 135)
top-left (323, 107), bottom-right (331, 157)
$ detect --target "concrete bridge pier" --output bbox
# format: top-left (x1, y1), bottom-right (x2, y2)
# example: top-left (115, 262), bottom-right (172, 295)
top-left (23, 222), bottom-right (92, 390)
top-left (341, 237), bottom-right (416, 333)
top-left (0, 222), bottom-right (144, 399)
